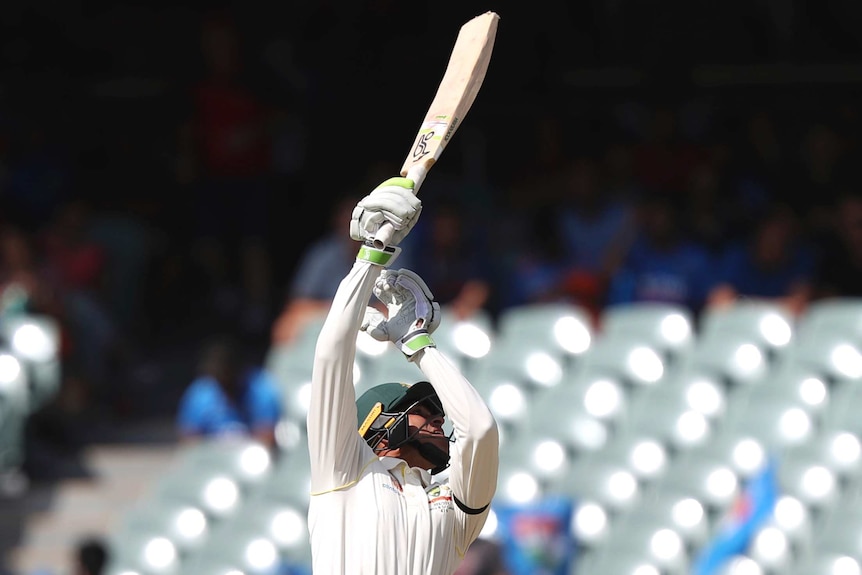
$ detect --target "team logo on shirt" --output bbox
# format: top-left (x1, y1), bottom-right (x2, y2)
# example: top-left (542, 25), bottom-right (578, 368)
top-left (426, 485), bottom-right (454, 513)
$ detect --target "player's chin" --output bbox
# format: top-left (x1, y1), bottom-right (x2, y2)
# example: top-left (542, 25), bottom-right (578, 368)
top-left (421, 434), bottom-right (451, 453)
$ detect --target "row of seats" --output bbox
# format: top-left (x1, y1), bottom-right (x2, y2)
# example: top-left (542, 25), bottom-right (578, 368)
top-left (103, 298), bottom-right (862, 575)
top-left (0, 313), bottom-right (61, 495)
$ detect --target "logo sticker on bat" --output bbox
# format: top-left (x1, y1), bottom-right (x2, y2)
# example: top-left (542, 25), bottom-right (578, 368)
top-left (412, 131), bottom-right (435, 160)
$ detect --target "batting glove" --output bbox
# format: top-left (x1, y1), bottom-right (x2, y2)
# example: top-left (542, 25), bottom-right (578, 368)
top-left (350, 177), bottom-right (422, 247)
top-left (361, 268), bottom-right (441, 360)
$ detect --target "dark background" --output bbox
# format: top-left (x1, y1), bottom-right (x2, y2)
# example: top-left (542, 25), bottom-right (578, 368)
top-left (2, 0), bottom-right (862, 540)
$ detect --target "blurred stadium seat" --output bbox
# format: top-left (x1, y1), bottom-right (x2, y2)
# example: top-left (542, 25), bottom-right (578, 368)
top-left (105, 527), bottom-right (183, 575)
top-left (589, 519), bottom-right (690, 575)
top-left (575, 336), bottom-right (669, 390)
top-left (724, 389), bottom-right (818, 450)
top-left (496, 302), bottom-right (593, 361)
top-left (790, 553), bottom-right (862, 575)
top-left (622, 388), bottom-right (715, 455)
top-left (151, 464), bottom-right (246, 523)
top-left (98, 298), bottom-right (862, 575)
top-left (170, 439), bottom-right (274, 489)
top-left (0, 389), bottom-right (25, 484)
top-left (113, 498), bottom-right (211, 558)
top-left (699, 302), bottom-right (795, 356)
top-left (795, 297), bottom-right (862, 343)
top-left (0, 313), bottom-right (62, 412)
top-left (682, 335), bottom-right (771, 389)
top-left (573, 551), bottom-right (665, 575)
top-left (601, 302), bottom-right (695, 359)
top-left (781, 330), bottom-right (862, 383)
top-left (545, 452), bottom-right (643, 514)
top-left (524, 372), bottom-right (623, 454)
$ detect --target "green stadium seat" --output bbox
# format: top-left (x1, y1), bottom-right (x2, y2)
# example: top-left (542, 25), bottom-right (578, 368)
top-left (169, 439), bottom-right (274, 489)
top-left (104, 528), bottom-right (183, 575)
top-left (589, 518), bottom-right (690, 575)
top-left (496, 302), bottom-right (593, 360)
top-left (575, 336), bottom-right (668, 389)
top-left (524, 372), bottom-right (624, 454)
top-left (681, 335), bottom-right (770, 388)
top-left (215, 496), bottom-right (312, 568)
top-left (781, 331), bottom-right (862, 382)
top-left (115, 499), bottom-right (211, 556)
top-left (601, 302), bottom-right (695, 358)
top-left (700, 302), bottom-right (795, 353)
top-left (182, 529), bottom-right (277, 575)
top-left (151, 466), bottom-right (246, 522)
top-left (796, 297), bottom-right (862, 342)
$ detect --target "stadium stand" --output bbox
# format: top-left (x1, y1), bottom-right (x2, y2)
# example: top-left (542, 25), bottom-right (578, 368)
top-left (27, 296), bottom-right (856, 575)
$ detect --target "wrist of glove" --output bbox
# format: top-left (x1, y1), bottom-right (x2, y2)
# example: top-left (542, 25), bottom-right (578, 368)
top-left (350, 177), bottom-right (421, 247)
top-left (361, 268), bottom-right (441, 361)
top-left (398, 326), bottom-right (437, 358)
top-left (356, 242), bottom-right (401, 267)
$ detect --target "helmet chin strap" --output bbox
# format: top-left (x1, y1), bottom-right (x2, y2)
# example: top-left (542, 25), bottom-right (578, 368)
top-left (410, 439), bottom-right (451, 475)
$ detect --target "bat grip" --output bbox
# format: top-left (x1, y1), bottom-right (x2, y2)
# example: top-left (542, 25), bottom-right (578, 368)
top-left (371, 165), bottom-right (428, 249)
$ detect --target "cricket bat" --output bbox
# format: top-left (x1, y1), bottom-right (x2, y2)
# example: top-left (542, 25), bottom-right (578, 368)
top-left (372, 11), bottom-right (500, 249)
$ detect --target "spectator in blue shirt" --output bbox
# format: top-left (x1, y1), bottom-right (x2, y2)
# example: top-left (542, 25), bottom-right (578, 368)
top-left (178, 335), bottom-right (282, 448)
top-left (707, 203), bottom-right (814, 315)
top-left (608, 193), bottom-right (715, 312)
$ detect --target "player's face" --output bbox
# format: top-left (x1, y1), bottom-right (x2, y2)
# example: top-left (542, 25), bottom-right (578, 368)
top-left (407, 403), bottom-right (450, 453)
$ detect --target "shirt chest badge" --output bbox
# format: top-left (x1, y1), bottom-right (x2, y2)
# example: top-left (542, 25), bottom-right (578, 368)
top-left (426, 484), bottom-right (454, 513)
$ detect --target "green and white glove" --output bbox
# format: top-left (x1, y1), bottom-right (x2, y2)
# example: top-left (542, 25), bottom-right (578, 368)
top-left (361, 268), bottom-right (441, 360)
top-left (350, 177), bottom-right (421, 247)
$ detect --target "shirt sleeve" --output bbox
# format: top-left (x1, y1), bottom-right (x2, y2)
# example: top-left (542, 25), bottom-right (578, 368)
top-left (307, 260), bottom-right (381, 492)
top-left (415, 347), bottom-right (499, 545)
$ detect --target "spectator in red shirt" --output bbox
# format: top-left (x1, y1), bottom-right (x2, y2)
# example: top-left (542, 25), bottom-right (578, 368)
top-left (178, 11), bottom-right (275, 338)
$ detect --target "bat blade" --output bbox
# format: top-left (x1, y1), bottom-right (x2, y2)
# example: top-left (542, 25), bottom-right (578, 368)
top-left (400, 11), bottom-right (500, 184)
top-left (373, 11), bottom-right (499, 248)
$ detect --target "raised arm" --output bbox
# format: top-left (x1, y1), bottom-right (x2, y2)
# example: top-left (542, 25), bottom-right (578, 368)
top-left (307, 260), bottom-right (380, 491)
top-left (360, 268), bottom-right (499, 542)
top-left (417, 347), bottom-right (499, 529)
top-left (307, 178), bottom-right (421, 492)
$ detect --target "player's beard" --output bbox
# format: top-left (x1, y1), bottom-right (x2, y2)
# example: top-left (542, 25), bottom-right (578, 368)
top-left (415, 430), bottom-right (452, 454)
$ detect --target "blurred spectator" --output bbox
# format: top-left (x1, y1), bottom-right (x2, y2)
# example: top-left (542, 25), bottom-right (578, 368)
top-left (398, 198), bottom-right (491, 320)
top-left (178, 11), bottom-right (275, 337)
top-left (178, 334), bottom-right (281, 448)
top-left (25, 536), bottom-right (110, 575)
top-left (630, 104), bottom-right (707, 195)
top-left (500, 206), bottom-right (570, 309)
top-left (727, 110), bottom-right (785, 220)
top-left (707, 203), bottom-right (814, 315)
top-left (607, 193), bottom-right (715, 312)
top-left (454, 538), bottom-right (509, 575)
top-left (682, 161), bottom-right (734, 255)
top-left (814, 192), bottom-right (862, 297)
top-left (270, 195), bottom-right (357, 346)
top-left (4, 122), bottom-right (73, 232)
top-left (39, 201), bottom-right (126, 410)
top-left (791, 121), bottom-right (849, 232)
top-left (555, 155), bottom-right (635, 315)
top-left (73, 537), bottom-right (108, 575)
top-left (0, 226), bottom-right (63, 319)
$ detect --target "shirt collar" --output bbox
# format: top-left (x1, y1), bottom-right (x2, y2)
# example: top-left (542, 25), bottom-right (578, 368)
top-left (379, 457), bottom-right (432, 487)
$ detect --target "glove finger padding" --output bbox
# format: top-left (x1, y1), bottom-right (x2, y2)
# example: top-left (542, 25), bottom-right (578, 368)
top-left (357, 189), bottom-right (420, 230)
top-left (372, 269), bottom-right (401, 307)
top-left (394, 270), bottom-right (437, 329)
top-left (349, 178), bottom-right (421, 246)
top-left (360, 306), bottom-right (389, 341)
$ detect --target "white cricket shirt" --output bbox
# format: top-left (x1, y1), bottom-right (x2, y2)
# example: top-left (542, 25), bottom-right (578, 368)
top-left (307, 261), bottom-right (499, 575)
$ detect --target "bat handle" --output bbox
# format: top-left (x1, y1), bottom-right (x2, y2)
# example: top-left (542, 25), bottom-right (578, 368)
top-left (371, 165), bottom-right (428, 249)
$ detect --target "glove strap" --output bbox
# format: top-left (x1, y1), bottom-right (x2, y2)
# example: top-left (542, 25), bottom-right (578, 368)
top-left (356, 243), bottom-right (401, 267)
top-left (399, 328), bottom-right (436, 360)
